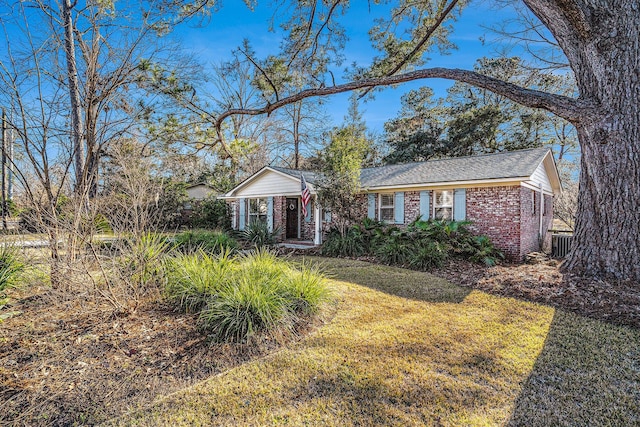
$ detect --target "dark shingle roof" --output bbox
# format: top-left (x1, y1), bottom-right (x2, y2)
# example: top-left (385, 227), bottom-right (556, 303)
top-left (271, 147), bottom-right (550, 188)
top-left (361, 147), bottom-right (549, 188)
top-left (270, 166), bottom-right (324, 185)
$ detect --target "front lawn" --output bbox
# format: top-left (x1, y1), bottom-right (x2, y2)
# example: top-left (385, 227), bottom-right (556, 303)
top-left (113, 257), bottom-right (640, 426)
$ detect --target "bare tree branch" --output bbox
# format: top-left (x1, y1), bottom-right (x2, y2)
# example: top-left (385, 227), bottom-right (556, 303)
top-left (383, 0), bottom-right (460, 78)
top-left (360, 0), bottom-right (460, 98)
top-left (215, 66), bottom-right (594, 142)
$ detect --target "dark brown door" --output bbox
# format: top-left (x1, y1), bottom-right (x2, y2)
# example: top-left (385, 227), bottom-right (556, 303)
top-left (286, 198), bottom-right (299, 239)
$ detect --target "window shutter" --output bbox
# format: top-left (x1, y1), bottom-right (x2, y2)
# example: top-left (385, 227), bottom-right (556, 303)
top-left (367, 194), bottom-right (376, 219)
top-left (238, 198), bottom-right (246, 230)
top-left (394, 192), bottom-right (405, 224)
top-left (419, 191), bottom-right (430, 220)
top-left (267, 197), bottom-right (274, 231)
top-left (305, 200), bottom-right (312, 223)
top-left (453, 189), bottom-right (466, 221)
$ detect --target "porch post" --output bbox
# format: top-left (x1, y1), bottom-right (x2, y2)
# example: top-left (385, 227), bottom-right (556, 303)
top-left (314, 196), bottom-right (322, 245)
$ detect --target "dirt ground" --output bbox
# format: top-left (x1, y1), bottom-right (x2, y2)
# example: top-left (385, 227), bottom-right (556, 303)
top-left (0, 285), bottom-right (302, 426)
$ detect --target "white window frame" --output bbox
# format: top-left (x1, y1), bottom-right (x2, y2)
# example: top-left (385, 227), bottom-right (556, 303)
top-left (247, 198), bottom-right (268, 225)
top-left (433, 190), bottom-right (454, 221)
top-left (378, 193), bottom-right (395, 222)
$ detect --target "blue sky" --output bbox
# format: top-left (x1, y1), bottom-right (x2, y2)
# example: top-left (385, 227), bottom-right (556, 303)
top-left (174, 0), bottom-right (524, 134)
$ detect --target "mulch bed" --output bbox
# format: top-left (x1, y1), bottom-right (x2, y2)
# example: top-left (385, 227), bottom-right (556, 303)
top-left (432, 257), bottom-right (640, 329)
top-left (0, 286), bottom-right (304, 426)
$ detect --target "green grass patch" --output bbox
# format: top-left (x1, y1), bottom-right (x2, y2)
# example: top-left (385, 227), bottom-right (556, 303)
top-left (115, 257), bottom-right (640, 426)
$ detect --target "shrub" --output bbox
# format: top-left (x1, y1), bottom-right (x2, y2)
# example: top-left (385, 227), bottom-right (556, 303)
top-left (351, 217), bottom-right (385, 253)
top-left (321, 227), bottom-right (366, 257)
top-left (239, 221), bottom-right (281, 249)
top-left (408, 240), bottom-right (448, 270)
top-left (188, 197), bottom-right (231, 230)
top-left (468, 235), bottom-right (505, 266)
top-left (173, 229), bottom-right (238, 254)
top-left (164, 248), bottom-right (330, 343)
top-left (325, 218), bottom-right (504, 270)
top-left (373, 227), bottom-right (412, 265)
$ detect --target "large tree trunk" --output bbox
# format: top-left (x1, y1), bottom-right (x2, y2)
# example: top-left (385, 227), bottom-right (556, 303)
top-left (547, 1), bottom-right (640, 281)
top-left (565, 121), bottom-right (640, 280)
top-left (562, 77), bottom-right (640, 280)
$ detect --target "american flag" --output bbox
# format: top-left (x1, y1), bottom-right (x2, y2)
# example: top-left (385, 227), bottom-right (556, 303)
top-left (301, 174), bottom-right (311, 217)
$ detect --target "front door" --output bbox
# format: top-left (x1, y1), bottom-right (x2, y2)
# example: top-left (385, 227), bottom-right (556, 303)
top-left (286, 198), bottom-right (299, 239)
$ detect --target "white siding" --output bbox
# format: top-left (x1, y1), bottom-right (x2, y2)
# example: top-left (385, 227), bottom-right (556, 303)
top-left (529, 161), bottom-right (553, 193)
top-left (235, 170), bottom-right (302, 197)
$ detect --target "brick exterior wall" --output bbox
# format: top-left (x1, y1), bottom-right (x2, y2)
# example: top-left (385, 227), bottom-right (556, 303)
top-left (404, 191), bottom-right (421, 224)
top-left (228, 185), bottom-right (554, 259)
top-left (465, 185), bottom-right (554, 261)
top-left (273, 196), bottom-right (286, 241)
top-left (466, 186), bottom-right (522, 260)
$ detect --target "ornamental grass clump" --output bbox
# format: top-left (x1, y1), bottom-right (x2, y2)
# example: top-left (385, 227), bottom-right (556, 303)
top-left (164, 248), bottom-right (330, 343)
top-left (164, 248), bottom-right (236, 313)
top-left (0, 245), bottom-right (25, 293)
top-left (118, 232), bottom-right (170, 290)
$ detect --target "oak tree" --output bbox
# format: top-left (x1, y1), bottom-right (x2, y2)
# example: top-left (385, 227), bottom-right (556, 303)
top-left (213, 0), bottom-right (640, 282)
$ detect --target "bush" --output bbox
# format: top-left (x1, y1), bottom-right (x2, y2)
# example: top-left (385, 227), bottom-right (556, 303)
top-left (468, 235), bottom-right (505, 266)
top-left (322, 218), bottom-right (504, 270)
top-left (321, 227), bottom-right (366, 257)
top-left (164, 248), bottom-right (330, 343)
top-left (239, 221), bottom-right (281, 249)
top-left (188, 197), bottom-right (231, 230)
top-left (173, 229), bottom-right (238, 255)
top-left (408, 240), bottom-right (448, 270)
top-left (373, 227), bottom-right (412, 265)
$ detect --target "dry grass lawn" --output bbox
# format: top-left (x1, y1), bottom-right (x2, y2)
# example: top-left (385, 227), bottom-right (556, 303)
top-left (112, 257), bottom-right (640, 426)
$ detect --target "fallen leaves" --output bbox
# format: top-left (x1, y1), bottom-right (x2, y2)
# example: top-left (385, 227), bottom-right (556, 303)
top-left (433, 258), bottom-right (640, 329)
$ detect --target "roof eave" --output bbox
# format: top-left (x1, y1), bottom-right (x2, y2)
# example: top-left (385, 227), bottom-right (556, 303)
top-left (363, 177), bottom-right (530, 192)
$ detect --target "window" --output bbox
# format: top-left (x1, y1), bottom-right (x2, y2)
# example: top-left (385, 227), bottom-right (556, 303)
top-left (247, 198), bottom-right (268, 224)
top-left (379, 194), bottom-right (395, 222)
top-left (434, 190), bottom-right (453, 220)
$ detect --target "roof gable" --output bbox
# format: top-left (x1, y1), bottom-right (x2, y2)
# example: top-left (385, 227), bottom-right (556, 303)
top-left (223, 167), bottom-right (314, 198)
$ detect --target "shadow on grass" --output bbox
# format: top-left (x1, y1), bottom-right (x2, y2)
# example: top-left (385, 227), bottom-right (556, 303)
top-left (507, 310), bottom-right (640, 426)
top-left (301, 256), bottom-right (471, 304)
